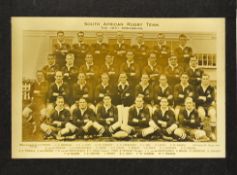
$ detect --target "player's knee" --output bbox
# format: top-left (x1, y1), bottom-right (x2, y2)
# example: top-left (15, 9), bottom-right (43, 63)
top-left (93, 121), bottom-right (103, 131)
top-left (22, 107), bottom-right (32, 118)
top-left (208, 107), bottom-right (216, 117)
top-left (194, 130), bottom-right (206, 140)
top-left (146, 104), bottom-right (153, 116)
top-left (40, 123), bottom-right (49, 132)
top-left (121, 124), bottom-right (133, 134)
top-left (174, 128), bottom-right (185, 138)
top-left (65, 122), bottom-right (77, 133)
top-left (174, 106), bottom-right (181, 120)
top-left (198, 107), bottom-right (206, 121)
top-left (59, 128), bottom-right (70, 136)
top-left (88, 103), bottom-right (96, 113)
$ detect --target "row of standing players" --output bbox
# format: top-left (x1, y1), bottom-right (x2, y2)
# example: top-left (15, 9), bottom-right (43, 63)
top-left (53, 31), bottom-right (193, 69)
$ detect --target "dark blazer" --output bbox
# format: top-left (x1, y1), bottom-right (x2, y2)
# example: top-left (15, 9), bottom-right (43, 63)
top-left (48, 82), bottom-right (70, 104)
top-left (195, 85), bottom-right (215, 108)
top-left (173, 84), bottom-right (194, 106)
top-left (152, 109), bottom-right (176, 128)
top-left (153, 85), bottom-right (173, 105)
top-left (96, 105), bottom-right (118, 125)
top-left (47, 108), bottom-right (71, 128)
top-left (71, 107), bottom-right (96, 127)
top-left (127, 106), bottom-right (150, 128)
top-left (178, 109), bottom-right (201, 128)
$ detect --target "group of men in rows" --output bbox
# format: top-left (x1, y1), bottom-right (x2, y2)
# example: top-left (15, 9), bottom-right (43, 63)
top-left (22, 31), bottom-right (217, 141)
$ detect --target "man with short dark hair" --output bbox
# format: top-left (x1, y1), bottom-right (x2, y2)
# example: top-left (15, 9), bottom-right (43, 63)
top-left (71, 98), bottom-right (104, 138)
top-left (41, 54), bottom-right (59, 83)
top-left (186, 55), bottom-right (204, 86)
top-left (71, 31), bottom-right (90, 67)
top-left (153, 33), bottom-right (171, 67)
top-left (95, 73), bottom-right (114, 104)
top-left (175, 97), bottom-right (209, 141)
top-left (48, 71), bottom-right (70, 105)
top-left (135, 74), bottom-right (153, 104)
top-left (174, 34), bottom-right (192, 67)
top-left (143, 52), bottom-right (163, 86)
top-left (79, 53), bottom-right (99, 94)
top-left (173, 73), bottom-right (194, 120)
top-left (91, 32), bottom-right (108, 65)
top-left (99, 52), bottom-right (118, 87)
top-left (132, 33), bottom-right (149, 67)
top-left (40, 96), bottom-right (71, 140)
top-left (61, 53), bottom-right (78, 84)
top-left (22, 71), bottom-right (49, 134)
top-left (113, 32), bottom-right (129, 66)
top-left (195, 74), bottom-right (216, 141)
top-left (153, 74), bottom-right (173, 106)
top-left (122, 96), bottom-right (150, 138)
top-left (97, 96), bottom-right (121, 136)
top-left (114, 73), bottom-right (134, 107)
top-left (147, 97), bottom-right (179, 140)
top-left (53, 31), bottom-right (71, 68)
top-left (164, 55), bottom-right (184, 88)
top-left (72, 73), bottom-right (93, 104)
top-left (120, 50), bottom-right (140, 89)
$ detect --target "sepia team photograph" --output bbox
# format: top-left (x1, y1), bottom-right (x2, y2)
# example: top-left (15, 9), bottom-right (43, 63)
top-left (12, 18), bottom-right (225, 158)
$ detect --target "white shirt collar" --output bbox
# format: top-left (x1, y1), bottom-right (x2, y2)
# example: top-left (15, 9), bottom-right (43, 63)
top-left (101, 82), bottom-right (109, 88)
top-left (118, 81), bottom-right (129, 88)
top-left (105, 62), bottom-right (113, 68)
top-left (137, 42), bottom-right (145, 48)
top-left (117, 40), bottom-right (124, 45)
top-left (161, 107), bottom-right (169, 115)
top-left (55, 81), bottom-right (63, 88)
top-left (80, 107), bottom-right (87, 115)
top-left (181, 82), bottom-right (189, 90)
top-left (57, 39), bottom-right (64, 47)
top-left (55, 106), bottom-right (64, 113)
top-left (139, 82), bottom-right (149, 90)
top-left (126, 60), bottom-right (134, 66)
top-left (160, 84), bottom-right (168, 90)
top-left (179, 44), bottom-right (185, 50)
top-left (104, 104), bottom-right (112, 111)
top-left (66, 63), bottom-right (73, 70)
top-left (169, 64), bottom-right (178, 70)
top-left (186, 108), bottom-right (194, 116)
top-left (135, 106), bottom-right (143, 114)
top-left (97, 41), bottom-right (103, 45)
top-left (86, 62), bottom-right (93, 69)
top-left (201, 84), bottom-right (209, 91)
top-left (148, 61), bottom-right (157, 71)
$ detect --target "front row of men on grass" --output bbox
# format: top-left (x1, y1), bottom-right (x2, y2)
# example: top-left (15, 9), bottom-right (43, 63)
top-left (39, 93), bottom-right (213, 142)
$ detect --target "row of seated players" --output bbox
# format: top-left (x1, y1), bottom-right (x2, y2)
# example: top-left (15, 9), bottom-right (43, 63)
top-left (39, 95), bottom-right (212, 142)
top-left (53, 32), bottom-right (192, 69)
top-left (23, 72), bottom-right (216, 140)
top-left (38, 51), bottom-right (204, 105)
top-left (29, 70), bottom-right (214, 110)
top-left (42, 51), bottom-right (200, 91)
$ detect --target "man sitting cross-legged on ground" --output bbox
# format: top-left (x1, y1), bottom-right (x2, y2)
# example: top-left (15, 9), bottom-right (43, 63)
top-left (96, 95), bottom-right (121, 136)
top-left (118, 96), bottom-right (150, 138)
top-left (70, 98), bottom-right (105, 139)
top-left (40, 96), bottom-right (74, 140)
top-left (195, 74), bottom-right (216, 141)
top-left (174, 97), bottom-right (209, 142)
top-left (143, 97), bottom-right (180, 141)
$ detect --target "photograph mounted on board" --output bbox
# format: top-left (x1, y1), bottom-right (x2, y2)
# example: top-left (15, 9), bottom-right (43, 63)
top-left (12, 17), bottom-right (225, 158)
